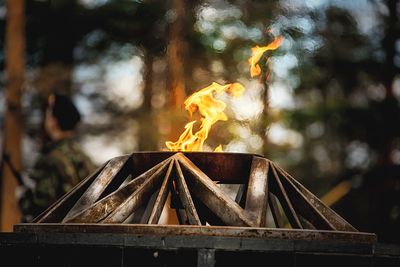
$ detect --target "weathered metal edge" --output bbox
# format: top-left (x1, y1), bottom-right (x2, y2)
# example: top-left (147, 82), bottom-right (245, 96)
top-left (1, 231), bottom-right (377, 255)
top-left (14, 223), bottom-right (377, 244)
top-left (131, 151), bottom-right (264, 158)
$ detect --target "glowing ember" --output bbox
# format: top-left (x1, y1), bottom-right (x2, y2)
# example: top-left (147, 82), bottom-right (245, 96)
top-left (248, 36), bottom-right (284, 78)
top-left (166, 36), bottom-right (283, 152)
top-left (166, 82), bottom-right (244, 151)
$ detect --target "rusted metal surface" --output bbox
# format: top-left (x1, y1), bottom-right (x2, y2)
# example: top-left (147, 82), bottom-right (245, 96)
top-left (270, 163), bottom-right (303, 229)
top-left (65, 158), bottom-right (170, 223)
top-left (13, 223), bottom-right (377, 244)
top-left (274, 163), bottom-right (336, 230)
top-left (177, 153), bottom-right (254, 227)
top-left (19, 151), bottom-right (375, 244)
top-left (34, 161), bottom-right (108, 223)
top-left (63, 155), bottom-right (131, 222)
top-left (102, 158), bottom-right (172, 223)
top-left (148, 160), bottom-right (174, 224)
top-left (268, 192), bottom-right (284, 228)
top-left (130, 151), bottom-right (257, 183)
top-left (174, 159), bottom-right (201, 225)
top-left (244, 156), bottom-right (269, 226)
top-left (274, 163), bottom-right (357, 232)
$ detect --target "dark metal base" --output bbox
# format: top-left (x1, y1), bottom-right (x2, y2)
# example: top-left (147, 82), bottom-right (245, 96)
top-left (14, 223), bottom-right (376, 243)
top-left (2, 224), bottom-right (397, 267)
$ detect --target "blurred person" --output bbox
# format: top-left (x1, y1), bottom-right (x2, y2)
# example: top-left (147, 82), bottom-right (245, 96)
top-left (17, 92), bottom-right (96, 222)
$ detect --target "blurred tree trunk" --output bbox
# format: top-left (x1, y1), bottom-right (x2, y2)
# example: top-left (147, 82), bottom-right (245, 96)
top-left (1, 0), bottom-right (25, 231)
top-left (138, 52), bottom-right (159, 151)
top-left (143, 53), bottom-right (154, 112)
top-left (163, 0), bottom-right (188, 144)
top-left (164, 0), bottom-right (187, 223)
top-left (379, 0), bottom-right (399, 166)
top-left (167, 0), bottom-right (187, 108)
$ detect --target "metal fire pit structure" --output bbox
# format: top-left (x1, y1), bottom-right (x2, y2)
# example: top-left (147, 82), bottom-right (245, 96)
top-left (1, 152), bottom-right (399, 267)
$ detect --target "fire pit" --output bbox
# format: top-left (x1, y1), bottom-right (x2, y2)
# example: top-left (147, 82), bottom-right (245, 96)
top-left (3, 152), bottom-right (397, 267)
top-left (16, 151), bottom-right (366, 231)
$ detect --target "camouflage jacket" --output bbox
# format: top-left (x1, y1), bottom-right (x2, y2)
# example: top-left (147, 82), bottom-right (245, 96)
top-left (19, 138), bottom-right (96, 222)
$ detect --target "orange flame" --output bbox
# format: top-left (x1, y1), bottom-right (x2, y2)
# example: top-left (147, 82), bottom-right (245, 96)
top-left (166, 36), bottom-right (283, 152)
top-left (166, 82), bottom-right (245, 151)
top-left (248, 36), bottom-right (284, 77)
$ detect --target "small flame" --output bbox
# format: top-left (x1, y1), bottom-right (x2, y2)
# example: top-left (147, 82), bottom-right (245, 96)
top-left (214, 144), bottom-right (223, 152)
top-left (248, 36), bottom-right (284, 78)
top-left (166, 82), bottom-right (245, 151)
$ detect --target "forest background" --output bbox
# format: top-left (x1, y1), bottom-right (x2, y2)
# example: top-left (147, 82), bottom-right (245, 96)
top-left (0, 0), bottom-right (399, 245)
